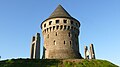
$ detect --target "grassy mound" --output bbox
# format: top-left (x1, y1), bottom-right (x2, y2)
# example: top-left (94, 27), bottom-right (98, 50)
top-left (0, 59), bottom-right (118, 67)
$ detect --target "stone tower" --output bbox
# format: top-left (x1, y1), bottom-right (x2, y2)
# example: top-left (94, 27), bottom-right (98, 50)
top-left (30, 33), bottom-right (40, 59)
top-left (41, 5), bottom-right (82, 59)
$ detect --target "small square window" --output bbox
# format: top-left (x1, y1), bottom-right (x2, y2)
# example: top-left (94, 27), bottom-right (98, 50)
top-left (68, 32), bottom-right (70, 37)
top-left (47, 28), bottom-right (48, 32)
top-left (44, 29), bottom-right (46, 33)
top-left (70, 41), bottom-right (71, 45)
top-left (63, 20), bottom-right (67, 23)
top-left (49, 21), bottom-right (52, 25)
top-left (53, 26), bottom-right (55, 30)
top-left (56, 32), bottom-right (57, 36)
top-left (54, 40), bottom-right (56, 45)
top-left (49, 27), bottom-right (52, 31)
top-left (71, 26), bottom-right (73, 30)
top-left (56, 26), bottom-right (59, 30)
top-left (44, 24), bottom-right (46, 27)
top-left (71, 21), bottom-right (73, 24)
top-left (67, 26), bottom-right (70, 30)
top-left (64, 25), bottom-right (66, 30)
top-left (60, 25), bottom-right (63, 30)
top-left (76, 23), bottom-right (78, 26)
top-left (56, 20), bottom-right (59, 24)
top-left (64, 41), bottom-right (65, 44)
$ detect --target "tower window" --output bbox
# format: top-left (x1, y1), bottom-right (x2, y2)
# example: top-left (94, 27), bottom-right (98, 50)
top-left (64, 25), bottom-right (66, 30)
top-left (60, 25), bottom-right (63, 30)
top-left (70, 41), bottom-right (72, 47)
top-left (49, 21), bottom-right (52, 25)
top-left (70, 41), bottom-right (71, 45)
top-left (56, 26), bottom-right (59, 30)
top-left (56, 20), bottom-right (59, 24)
top-left (53, 26), bottom-right (55, 30)
top-left (68, 32), bottom-right (70, 37)
top-left (50, 27), bottom-right (52, 31)
top-left (71, 20), bottom-right (73, 24)
top-left (47, 28), bottom-right (48, 32)
top-left (56, 32), bottom-right (57, 36)
top-left (44, 29), bottom-right (46, 33)
top-left (44, 24), bottom-right (46, 27)
top-left (64, 41), bottom-right (65, 44)
top-left (63, 20), bottom-right (67, 23)
top-left (54, 40), bottom-right (56, 45)
top-left (67, 26), bottom-right (70, 30)
top-left (71, 26), bottom-right (73, 30)
top-left (76, 23), bottom-right (78, 26)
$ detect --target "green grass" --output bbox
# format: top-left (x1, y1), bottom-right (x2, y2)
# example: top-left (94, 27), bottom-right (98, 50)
top-left (63, 59), bottom-right (118, 67)
top-left (0, 59), bottom-right (118, 67)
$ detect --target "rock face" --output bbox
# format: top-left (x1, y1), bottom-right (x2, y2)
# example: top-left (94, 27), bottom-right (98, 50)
top-left (41, 5), bottom-right (82, 59)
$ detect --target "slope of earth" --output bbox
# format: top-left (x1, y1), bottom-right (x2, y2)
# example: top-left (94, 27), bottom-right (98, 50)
top-left (0, 59), bottom-right (118, 67)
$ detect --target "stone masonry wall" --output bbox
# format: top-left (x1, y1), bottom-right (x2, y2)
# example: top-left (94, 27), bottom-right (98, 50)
top-left (41, 18), bottom-right (81, 59)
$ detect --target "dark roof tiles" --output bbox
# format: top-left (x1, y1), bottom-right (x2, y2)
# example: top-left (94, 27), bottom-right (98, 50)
top-left (48, 5), bottom-right (72, 18)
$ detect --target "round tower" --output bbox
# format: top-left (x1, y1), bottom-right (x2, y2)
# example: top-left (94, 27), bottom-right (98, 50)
top-left (41, 5), bottom-right (82, 59)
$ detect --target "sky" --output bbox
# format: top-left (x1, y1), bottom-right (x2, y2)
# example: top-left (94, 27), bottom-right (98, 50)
top-left (0, 0), bottom-right (120, 66)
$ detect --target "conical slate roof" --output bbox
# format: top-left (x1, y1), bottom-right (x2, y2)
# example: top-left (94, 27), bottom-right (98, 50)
top-left (41, 5), bottom-right (80, 28)
top-left (49, 5), bottom-right (72, 18)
